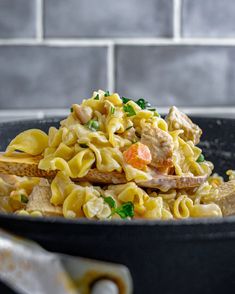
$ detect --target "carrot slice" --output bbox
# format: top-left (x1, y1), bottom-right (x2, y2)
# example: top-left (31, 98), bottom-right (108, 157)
top-left (123, 142), bottom-right (152, 170)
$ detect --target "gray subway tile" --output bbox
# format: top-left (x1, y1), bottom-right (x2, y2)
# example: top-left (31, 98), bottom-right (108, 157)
top-left (116, 45), bottom-right (235, 106)
top-left (0, 46), bottom-right (107, 108)
top-left (44, 0), bottom-right (173, 38)
top-left (182, 0), bottom-right (235, 37)
top-left (0, 0), bottom-right (36, 38)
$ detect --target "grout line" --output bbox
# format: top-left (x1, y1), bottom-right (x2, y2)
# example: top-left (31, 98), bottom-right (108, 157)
top-left (36, 0), bottom-right (43, 41)
top-left (0, 39), bottom-right (112, 46)
top-left (2, 38), bottom-right (235, 46)
top-left (107, 43), bottom-right (115, 92)
top-left (43, 39), bottom-right (113, 47)
top-left (173, 0), bottom-right (182, 40)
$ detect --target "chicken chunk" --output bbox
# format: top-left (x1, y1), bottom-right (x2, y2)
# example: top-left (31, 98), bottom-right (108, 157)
top-left (72, 104), bottom-right (93, 124)
top-left (214, 180), bottom-right (235, 216)
top-left (166, 106), bottom-right (202, 145)
top-left (141, 124), bottom-right (174, 169)
top-left (0, 174), bottom-right (19, 185)
top-left (26, 185), bottom-right (62, 217)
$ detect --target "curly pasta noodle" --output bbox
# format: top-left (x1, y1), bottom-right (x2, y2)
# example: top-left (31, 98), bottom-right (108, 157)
top-left (1, 90), bottom-right (234, 220)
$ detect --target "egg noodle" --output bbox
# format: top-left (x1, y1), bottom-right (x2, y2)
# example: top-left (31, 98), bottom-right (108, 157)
top-left (1, 90), bottom-right (235, 220)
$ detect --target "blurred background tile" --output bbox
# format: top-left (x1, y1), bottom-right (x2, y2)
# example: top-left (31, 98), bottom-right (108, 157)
top-left (44, 0), bottom-right (173, 38)
top-left (0, 0), bottom-right (235, 112)
top-left (0, 0), bottom-right (36, 38)
top-left (182, 0), bottom-right (235, 37)
top-left (0, 46), bottom-right (107, 108)
top-left (116, 45), bottom-right (235, 106)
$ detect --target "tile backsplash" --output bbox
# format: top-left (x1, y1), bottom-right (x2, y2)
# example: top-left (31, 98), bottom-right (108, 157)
top-left (182, 0), bottom-right (235, 37)
top-left (0, 0), bottom-right (36, 38)
top-left (44, 0), bottom-right (173, 38)
top-left (0, 46), bottom-right (107, 108)
top-left (0, 0), bottom-right (235, 109)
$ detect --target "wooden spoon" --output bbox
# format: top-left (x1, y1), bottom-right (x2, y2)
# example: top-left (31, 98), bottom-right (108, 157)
top-left (0, 153), bottom-right (207, 191)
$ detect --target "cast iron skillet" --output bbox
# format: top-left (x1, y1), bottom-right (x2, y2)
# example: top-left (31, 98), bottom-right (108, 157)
top-left (0, 117), bottom-right (235, 294)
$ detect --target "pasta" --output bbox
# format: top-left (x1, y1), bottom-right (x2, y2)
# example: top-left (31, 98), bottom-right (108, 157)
top-left (1, 90), bottom-right (235, 220)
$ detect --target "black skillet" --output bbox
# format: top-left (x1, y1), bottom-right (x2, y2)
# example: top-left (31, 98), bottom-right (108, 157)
top-left (0, 117), bottom-right (235, 294)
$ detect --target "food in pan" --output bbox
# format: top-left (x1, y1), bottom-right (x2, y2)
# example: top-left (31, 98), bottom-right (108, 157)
top-left (0, 90), bottom-right (234, 220)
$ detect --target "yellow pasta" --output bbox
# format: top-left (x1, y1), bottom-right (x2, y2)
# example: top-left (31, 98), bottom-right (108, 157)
top-left (89, 144), bottom-right (123, 172)
top-left (6, 129), bottom-right (48, 156)
top-left (39, 149), bottom-right (95, 178)
top-left (1, 90), bottom-right (234, 220)
top-left (15, 210), bottom-right (43, 217)
top-left (5, 90), bottom-right (213, 182)
top-left (0, 177), bottom-right (14, 196)
top-left (171, 131), bottom-right (212, 177)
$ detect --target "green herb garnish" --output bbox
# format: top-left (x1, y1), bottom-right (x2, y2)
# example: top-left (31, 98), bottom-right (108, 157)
top-left (79, 143), bottom-right (88, 148)
top-left (104, 91), bottom-right (110, 97)
top-left (94, 94), bottom-right (99, 100)
top-left (122, 96), bottom-right (151, 111)
top-left (104, 197), bottom-right (134, 219)
top-left (123, 104), bottom-right (136, 117)
top-left (154, 112), bottom-right (161, 117)
top-left (148, 108), bottom-right (160, 117)
top-left (86, 120), bottom-right (99, 132)
top-left (121, 97), bottom-right (131, 104)
top-left (111, 106), bottom-right (115, 114)
top-left (196, 154), bottom-right (205, 163)
top-left (20, 194), bottom-right (28, 204)
top-left (132, 138), bottom-right (137, 143)
top-left (70, 107), bottom-right (73, 113)
top-left (15, 149), bottom-right (23, 153)
top-left (126, 126), bottom-right (133, 131)
top-left (113, 202), bottom-right (134, 219)
top-left (102, 196), bottom-right (116, 209)
top-left (136, 98), bottom-right (150, 109)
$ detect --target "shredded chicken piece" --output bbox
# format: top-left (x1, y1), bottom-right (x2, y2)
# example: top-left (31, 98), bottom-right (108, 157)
top-left (72, 104), bottom-right (93, 124)
top-left (214, 180), bottom-right (235, 216)
top-left (122, 127), bottom-right (138, 142)
top-left (26, 185), bottom-right (62, 216)
top-left (141, 124), bottom-right (174, 169)
top-left (0, 173), bottom-right (19, 185)
top-left (166, 106), bottom-right (202, 145)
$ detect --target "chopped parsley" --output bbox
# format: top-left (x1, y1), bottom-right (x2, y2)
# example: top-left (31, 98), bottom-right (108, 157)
top-left (114, 202), bottom-right (134, 219)
top-left (122, 96), bottom-right (151, 110)
top-left (104, 91), bottom-right (110, 97)
top-left (154, 112), bottom-right (161, 117)
top-left (123, 104), bottom-right (136, 117)
top-left (121, 97), bottom-right (131, 104)
top-left (136, 98), bottom-right (151, 109)
top-left (94, 94), bottom-right (99, 100)
top-left (196, 154), bottom-right (205, 163)
top-left (148, 108), bottom-right (161, 117)
top-left (131, 138), bottom-right (137, 143)
top-left (103, 196), bottom-right (135, 219)
top-left (70, 107), bottom-right (73, 113)
top-left (86, 120), bottom-right (99, 132)
top-left (111, 106), bottom-right (115, 114)
top-left (126, 126), bottom-right (133, 131)
top-left (79, 143), bottom-right (88, 148)
top-left (102, 196), bottom-right (116, 209)
top-left (20, 194), bottom-right (28, 204)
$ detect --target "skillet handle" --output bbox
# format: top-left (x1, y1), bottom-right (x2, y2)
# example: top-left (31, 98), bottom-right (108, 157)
top-left (0, 229), bottom-right (133, 294)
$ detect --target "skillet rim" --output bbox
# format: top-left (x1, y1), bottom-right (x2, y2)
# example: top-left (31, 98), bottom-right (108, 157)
top-left (1, 211), bottom-right (235, 226)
